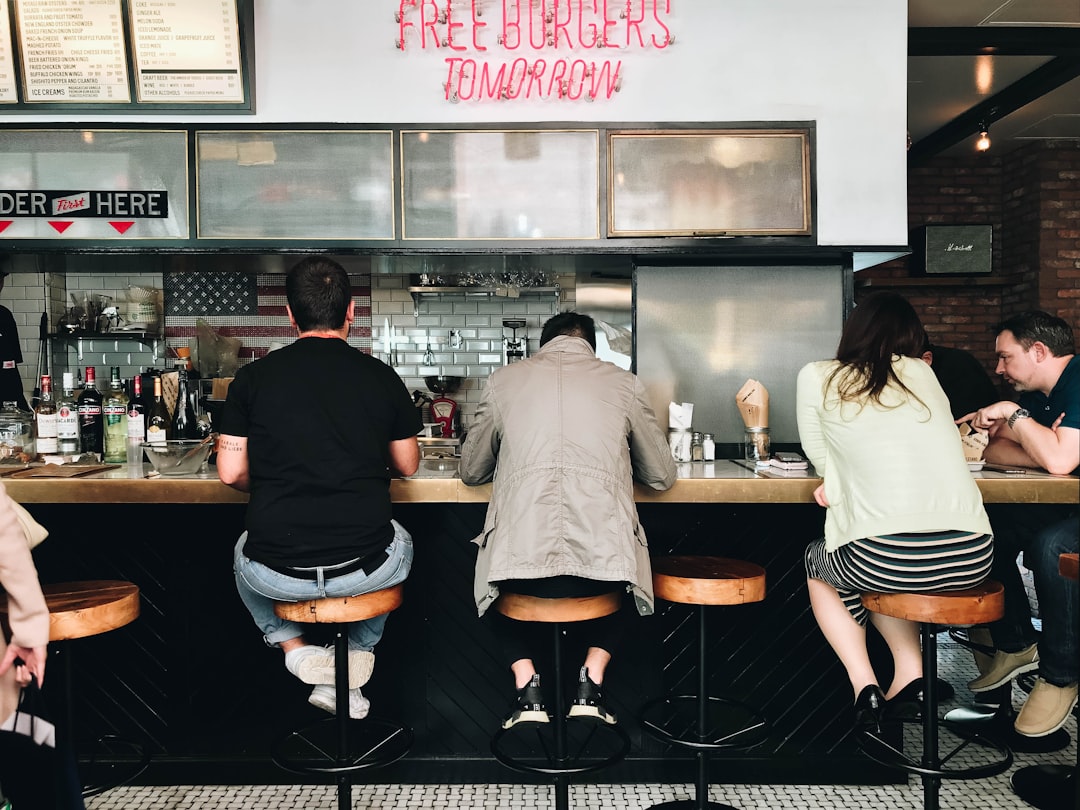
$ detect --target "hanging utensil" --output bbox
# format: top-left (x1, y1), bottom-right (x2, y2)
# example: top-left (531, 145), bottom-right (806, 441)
top-left (423, 330), bottom-right (436, 366)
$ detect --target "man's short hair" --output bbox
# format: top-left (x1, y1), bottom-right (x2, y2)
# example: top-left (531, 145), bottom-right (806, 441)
top-left (540, 311), bottom-right (596, 349)
top-left (285, 256), bottom-right (351, 332)
top-left (995, 311), bottom-right (1075, 357)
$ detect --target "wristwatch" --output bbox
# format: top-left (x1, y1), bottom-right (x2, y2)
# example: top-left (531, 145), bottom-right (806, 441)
top-left (1007, 408), bottom-right (1031, 429)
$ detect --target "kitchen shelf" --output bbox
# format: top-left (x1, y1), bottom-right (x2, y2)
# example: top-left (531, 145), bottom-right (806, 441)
top-left (855, 274), bottom-right (1021, 288)
top-left (408, 286), bottom-right (560, 316)
top-left (48, 331), bottom-right (164, 364)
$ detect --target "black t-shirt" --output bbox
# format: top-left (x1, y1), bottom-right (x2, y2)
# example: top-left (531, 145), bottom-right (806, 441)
top-left (927, 344), bottom-right (999, 420)
top-left (0, 305), bottom-right (28, 411)
top-left (219, 337), bottom-right (421, 568)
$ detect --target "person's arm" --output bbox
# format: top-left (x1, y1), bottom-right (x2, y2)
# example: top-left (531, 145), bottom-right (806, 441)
top-left (795, 363), bottom-right (828, 476)
top-left (388, 436), bottom-right (419, 477)
top-left (967, 401), bottom-right (1080, 475)
top-left (460, 385), bottom-right (499, 486)
top-left (215, 433), bottom-right (250, 492)
top-left (628, 378), bottom-right (677, 491)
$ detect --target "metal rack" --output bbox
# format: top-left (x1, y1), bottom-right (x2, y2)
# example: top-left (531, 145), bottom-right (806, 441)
top-left (407, 286), bottom-right (560, 317)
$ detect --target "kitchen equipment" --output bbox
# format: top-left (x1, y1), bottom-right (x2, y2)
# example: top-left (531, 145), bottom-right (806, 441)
top-left (502, 319), bottom-right (527, 364)
top-left (425, 376), bottom-right (461, 438)
top-left (423, 330), bottom-right (436, 367)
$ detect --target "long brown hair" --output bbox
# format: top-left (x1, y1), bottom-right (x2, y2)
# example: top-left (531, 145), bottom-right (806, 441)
top-left (827, 292), bottom-right (928, 409)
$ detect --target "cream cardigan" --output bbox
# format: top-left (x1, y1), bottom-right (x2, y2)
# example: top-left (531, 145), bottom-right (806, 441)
top-left (796, 356), bottom-right (992, 552)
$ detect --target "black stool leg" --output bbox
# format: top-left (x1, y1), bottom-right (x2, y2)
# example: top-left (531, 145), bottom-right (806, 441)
top-left (333, 626), bottom-right (351, 810)
top-left (552, 622), bottom-right (569, 810)
top-left (922, 623), bottom-right (940, 810)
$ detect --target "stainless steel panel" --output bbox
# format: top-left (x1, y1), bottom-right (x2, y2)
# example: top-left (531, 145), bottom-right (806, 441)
top-left (635, 264), bottom-right (846, 445)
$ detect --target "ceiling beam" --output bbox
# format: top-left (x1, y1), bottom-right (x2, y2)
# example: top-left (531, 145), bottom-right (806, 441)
top-left (907, 54), bottom-right (1080, 165)
top-left (909, 26), bottom-right (1080, 56)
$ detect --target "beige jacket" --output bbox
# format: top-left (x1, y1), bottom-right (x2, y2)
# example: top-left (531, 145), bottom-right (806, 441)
top-left (0, 484), bottom-right (49, 725)
top-left (460, 335), bottom-right (677, 617)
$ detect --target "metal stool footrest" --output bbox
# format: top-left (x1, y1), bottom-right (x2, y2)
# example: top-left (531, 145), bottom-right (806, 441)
top-left (491, 721), bottom-right (630, 777)
top-left (271, 716), bottom-right (413, 776)
top-left (640, 694), bottom-right (769, 751)
top-left (858, 716), bottom-right (1013, 780)
top-left (80, 734), bottom-right (152, 799)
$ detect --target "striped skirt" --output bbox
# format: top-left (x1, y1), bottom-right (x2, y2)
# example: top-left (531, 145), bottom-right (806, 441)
top-left (804, 530), bottom-right (994, 626)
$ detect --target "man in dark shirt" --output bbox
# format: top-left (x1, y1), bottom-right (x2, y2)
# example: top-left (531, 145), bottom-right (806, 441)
top-left (920, 333), bottom-right (999, 420)
top-left (218, 257), bottom-right (420, 720)
top-left (0, 272), bottom-right (30, 411)
top-left (964, 311), bottom-right (1078, 739)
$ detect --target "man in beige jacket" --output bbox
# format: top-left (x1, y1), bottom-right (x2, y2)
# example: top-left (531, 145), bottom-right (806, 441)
top-left (461, 312), bottom-right (676, 729)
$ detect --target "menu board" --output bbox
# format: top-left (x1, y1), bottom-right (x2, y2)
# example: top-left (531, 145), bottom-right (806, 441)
top-left (14, 0), bottom-right (131, 102)
top-left (0, 1), bottom-right (17, 101)
top-left (129, 0), bottom-right (243, 103)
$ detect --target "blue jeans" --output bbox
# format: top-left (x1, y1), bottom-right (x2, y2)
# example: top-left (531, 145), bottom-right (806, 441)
top-left (234, 519), bottom-right (413, 651)
top-left (986, 504), bottom-right (1079, 686)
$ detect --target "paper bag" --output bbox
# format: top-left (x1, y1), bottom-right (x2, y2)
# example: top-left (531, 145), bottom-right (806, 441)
top-left (958, 422), bottom-right (989, 462)
top-left (736, 379), bottom-right (770, 428)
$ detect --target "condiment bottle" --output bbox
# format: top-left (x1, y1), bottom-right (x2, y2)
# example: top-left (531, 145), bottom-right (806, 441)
top-left (702, 433), bottom-right (715, 461)
top-left (690, 432), bottom-right (704, 461)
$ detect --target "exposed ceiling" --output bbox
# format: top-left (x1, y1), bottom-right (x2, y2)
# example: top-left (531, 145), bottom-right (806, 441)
top-left (907, 0), bottom-right (1080, 164)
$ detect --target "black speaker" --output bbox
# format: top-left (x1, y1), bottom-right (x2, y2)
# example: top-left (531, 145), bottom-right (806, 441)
top-left (910, 225), bottom-right (992, 275)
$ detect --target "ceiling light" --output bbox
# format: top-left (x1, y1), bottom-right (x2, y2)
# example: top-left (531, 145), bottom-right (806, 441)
top-left (975, 124), bottom-right (991, 153)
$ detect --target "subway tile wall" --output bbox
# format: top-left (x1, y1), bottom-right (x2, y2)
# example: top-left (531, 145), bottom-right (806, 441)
top-left (6, 256), bottom-right (577, 430)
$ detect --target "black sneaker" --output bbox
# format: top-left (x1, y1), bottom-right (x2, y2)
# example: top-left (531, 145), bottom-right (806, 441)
top-left (502, 674), bottom-right (550, 729)
top-left (568, 666), bottom-right (617, 725)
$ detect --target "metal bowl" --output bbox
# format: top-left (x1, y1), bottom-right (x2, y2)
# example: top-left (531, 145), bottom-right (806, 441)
top-left (425, 376), bottom-right (462, 395)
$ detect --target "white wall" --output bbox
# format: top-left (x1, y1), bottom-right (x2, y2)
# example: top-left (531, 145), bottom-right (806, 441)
top-left (13, 0), bottom-right (909, 247)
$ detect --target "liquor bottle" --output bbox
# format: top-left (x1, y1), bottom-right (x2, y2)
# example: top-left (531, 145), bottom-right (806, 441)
top-left (146, 375), bottom-right (170, 445)
top-left (127, 373), bottom-right (147, 444)
top-left (172, 368), bottom-right (198, 440)
top-left (56, 372), bottom-right (80, 455)
top-left (102, 366), bottom-right (129, 463)
top-left (33, 374), bottom-right (58, 457)
top-left (77, 366), bottom-right (103, 457)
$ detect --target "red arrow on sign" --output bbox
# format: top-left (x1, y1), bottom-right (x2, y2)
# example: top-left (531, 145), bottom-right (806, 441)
top-left (109, 221), bottom-right (134, 234)
top-left (48, 221), bottom-right (73, 233)
top-left (0, 222), bottom-right (11, 234)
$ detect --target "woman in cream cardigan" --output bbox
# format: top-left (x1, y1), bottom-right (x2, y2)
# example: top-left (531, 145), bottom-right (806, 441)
top-left (0, 483), bottom-right (49, 732)
top-left (796, 292), bottom-right (993, 731)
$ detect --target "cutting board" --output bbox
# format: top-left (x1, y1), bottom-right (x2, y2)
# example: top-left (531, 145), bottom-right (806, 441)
top-left (7, 464), bottom-right (120, 479)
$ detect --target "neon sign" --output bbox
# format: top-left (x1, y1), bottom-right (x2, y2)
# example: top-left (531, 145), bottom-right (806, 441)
top-left (395, 1), bottom-right (674, 102)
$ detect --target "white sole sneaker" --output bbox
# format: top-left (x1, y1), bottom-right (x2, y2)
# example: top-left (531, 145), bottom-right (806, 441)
top-left (285, 646), bottom-right (375, 688)
top-left (308, 685), bottom-right (371, 720)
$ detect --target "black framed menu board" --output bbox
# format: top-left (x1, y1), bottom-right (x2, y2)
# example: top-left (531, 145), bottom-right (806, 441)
top-left (2, 0), bottom-right (253, 111)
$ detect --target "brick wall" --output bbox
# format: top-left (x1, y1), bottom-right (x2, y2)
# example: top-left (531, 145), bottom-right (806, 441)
top-left (859, 140), bottom-right (1080, 381)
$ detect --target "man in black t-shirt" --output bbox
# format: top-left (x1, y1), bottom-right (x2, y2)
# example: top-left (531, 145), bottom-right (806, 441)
top-left (919, 334), bottom-right (999, 420)
top-left (0, 272), bottom-right (30, 411)
top-left (218, 257), bottom-right (420, 720)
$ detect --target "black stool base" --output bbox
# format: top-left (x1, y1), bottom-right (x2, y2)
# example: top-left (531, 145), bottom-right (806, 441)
top-left (1011, 764), bottom-right (1077, 810)
top-left (80, 734), bottom-right (152, 798)
top-left (272, 715), bottom-right (412, 776)
top-left (647, 800), bottom-right (740, 810)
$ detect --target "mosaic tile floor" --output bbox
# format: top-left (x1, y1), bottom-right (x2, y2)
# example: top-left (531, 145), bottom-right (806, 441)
top-left (85, 636), bottom-right (1077, 810)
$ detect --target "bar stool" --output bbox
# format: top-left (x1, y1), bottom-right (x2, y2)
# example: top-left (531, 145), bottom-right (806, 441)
top-left (1008, 553), bottom-right (1078, 810)
top-left (639, 556), bottom-right (769, 810)
top-left (860, 582), bottom-right (1014, 810)
top-left (0, 579), bottom-right (149, 798)
top-left (490, 590), bottom-right (631, 810)
top-left (270, 584), bottom-right (411, 810)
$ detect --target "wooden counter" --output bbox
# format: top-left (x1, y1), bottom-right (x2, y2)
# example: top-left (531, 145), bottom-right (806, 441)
top-left (5, 460), bottom-right (1077, 505)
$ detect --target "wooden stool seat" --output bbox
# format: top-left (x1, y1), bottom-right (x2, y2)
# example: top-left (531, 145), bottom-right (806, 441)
top-left (860, 581), bottom-right (1004, 626)
top-left (495, 591), bottom-right (622, 624)
top-left (1059, 553), bottom-right (1078, 582)
top-left (0, 580), bottom-right (140, 641)
top-left (652, 556), bottom-right (766, 606)
top-left (274, 583), bottom-right (404, 624)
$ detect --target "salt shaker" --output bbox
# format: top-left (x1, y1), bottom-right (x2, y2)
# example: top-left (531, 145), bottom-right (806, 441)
top-left (702, 433), bottom-right (715, 461)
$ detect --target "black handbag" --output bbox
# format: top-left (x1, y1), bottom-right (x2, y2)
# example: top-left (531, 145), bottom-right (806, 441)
top-left (0, 675), bottom-right (84, 810)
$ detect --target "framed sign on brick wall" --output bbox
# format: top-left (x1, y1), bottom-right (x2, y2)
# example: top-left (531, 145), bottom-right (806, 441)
top-left (910, 225), bottom-right (992, 275)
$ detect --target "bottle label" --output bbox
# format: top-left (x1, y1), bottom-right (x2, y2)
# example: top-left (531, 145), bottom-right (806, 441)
top-left (146, 424), bottom-right (167, 445)
top-left (127, 413), bottom-right (145, 440)
top-left (57, 409), bottom-right (79, 440)
top-left (78, 404), bottom-right (102, 417)
top-left (103, 404), bottom-right (127, 422)
top-left (35, 413), bottom-right (58, 436)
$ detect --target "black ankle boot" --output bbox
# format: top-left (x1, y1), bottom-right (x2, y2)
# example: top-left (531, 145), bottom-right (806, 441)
top-left (854, 684), bottom-right (886, 732)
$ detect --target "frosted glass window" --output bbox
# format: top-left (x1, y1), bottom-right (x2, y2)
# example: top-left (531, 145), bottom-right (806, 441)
top-left (609, 130), bottom-right (812, 236)
top-left (196, 130), bottom-right (393, 239)
top-left (0, 129), bottom-right (188, 239)
top-left (402, 130), bottom-right (599, 239)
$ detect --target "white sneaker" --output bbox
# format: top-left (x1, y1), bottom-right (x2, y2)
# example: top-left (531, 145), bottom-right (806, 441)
top-left (284, 646), bottom-right (375, 688)
top-left (308, 685), bottom-right (371, 720)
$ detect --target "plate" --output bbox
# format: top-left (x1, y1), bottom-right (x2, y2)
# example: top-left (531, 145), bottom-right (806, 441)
top-left (968, 461), bottom-right (985, 471)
